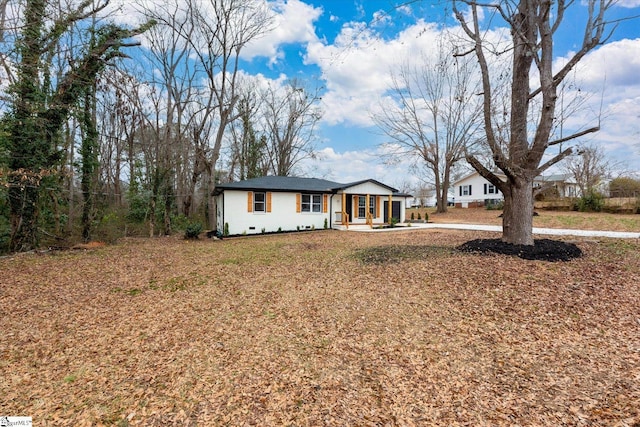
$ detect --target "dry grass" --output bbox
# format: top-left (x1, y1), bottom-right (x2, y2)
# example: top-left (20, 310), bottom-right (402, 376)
top-left (413, 207), bottom-right (640, 232)
top-left (1, 227), bottom-right (639, 426)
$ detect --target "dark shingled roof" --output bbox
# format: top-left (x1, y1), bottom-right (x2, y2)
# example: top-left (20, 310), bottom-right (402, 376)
top-left (213, 176), bottom-right (343, 194)
top-left (213, 176), bottom-right (407, 195)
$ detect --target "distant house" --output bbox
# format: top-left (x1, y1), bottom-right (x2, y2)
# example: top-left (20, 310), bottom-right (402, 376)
top-left (534, 174), bottom-right (580, 198)
top-left (452, 171), bottom-right (580, 208)
top-left (453, 171), bottom-right (506, 208)
top-left (213, 176), bottom-right (411, 235)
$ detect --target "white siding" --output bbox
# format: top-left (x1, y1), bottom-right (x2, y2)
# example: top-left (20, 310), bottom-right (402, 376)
top-left (220, 190), bottom-right (331, 235)
top-left (341, 182), bottom-right (394, 195)
top-left (454, 173), bottom-right (505, 207)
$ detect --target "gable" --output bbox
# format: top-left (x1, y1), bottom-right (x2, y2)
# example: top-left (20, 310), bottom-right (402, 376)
top-left (334, 179), bottom-right (397, 195)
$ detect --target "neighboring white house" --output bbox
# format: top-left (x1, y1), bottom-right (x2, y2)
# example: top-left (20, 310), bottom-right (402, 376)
top-left (213, 176), bottom-right (411, 235)
top-left (406, 187), bottom-right (455, 208)
top-left (452, 171), bottom-right (580, 208)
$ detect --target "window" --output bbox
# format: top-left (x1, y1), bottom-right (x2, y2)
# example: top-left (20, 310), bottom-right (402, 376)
top-left (301, 194), bottom-right (322, 213)
top-left (254, 192), bottom-right (266, 212)
top-left (484, 183), bottom-right (498, 194)
top-left (355, 196), bottom-right (376, 218)
top-left (357, 196), bottom-right (366, 218)
top-left (460, 185), bottom-right (472, 196)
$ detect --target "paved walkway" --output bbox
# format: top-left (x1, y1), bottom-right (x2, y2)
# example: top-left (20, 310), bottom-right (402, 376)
top-left (352, 223), bottom-right (640, 239)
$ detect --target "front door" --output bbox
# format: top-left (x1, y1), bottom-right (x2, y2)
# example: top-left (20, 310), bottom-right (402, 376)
top-left (383, 200), bottom-right (401, 222)
top-left (345, 195), bottom-right (353, 222)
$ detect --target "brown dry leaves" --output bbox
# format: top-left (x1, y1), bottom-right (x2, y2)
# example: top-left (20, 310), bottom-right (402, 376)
top-left (1, 230), bottom-right (639, 426)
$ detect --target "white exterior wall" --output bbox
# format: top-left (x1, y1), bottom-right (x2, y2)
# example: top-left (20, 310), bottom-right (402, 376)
top-left (219, 190), bottom-right (331, 235)
top-left (454, 173), bottom-right (505, 207)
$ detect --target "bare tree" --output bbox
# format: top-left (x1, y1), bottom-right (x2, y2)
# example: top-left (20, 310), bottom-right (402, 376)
top-left (261, 79), bottom-right (323, 176)
top-left (183, 0), bottom-right (273, 227)
top-left (564, 144), bottom-right (610, 196)
top-left (228, 89), bottom-right (268, 181)
top-left (373, 39), bottom-right (482, 213)
top-left (453, 0), bottom-right (621, 245)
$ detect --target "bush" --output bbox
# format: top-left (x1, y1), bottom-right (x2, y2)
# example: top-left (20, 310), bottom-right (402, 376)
top-left (485, 200), bottom-right (504, 210)
top-left (324, 218), bottom-right (328, 229)
top-left (410, 212), bottom-right (415, 220)
top-left (424, 212), bottom-right (429, 222)
top-left (575, 191), bottom-right (604, 212)
top-left (417, 212), bottom-right (422, 220)
top-left (223, 222), bottom-right (229, 237)
top-left (184, 222), bottom-right (202, 239)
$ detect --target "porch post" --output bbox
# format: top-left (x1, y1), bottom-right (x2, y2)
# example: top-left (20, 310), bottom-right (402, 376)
top-left (342, 192), bottom-right (347, 228)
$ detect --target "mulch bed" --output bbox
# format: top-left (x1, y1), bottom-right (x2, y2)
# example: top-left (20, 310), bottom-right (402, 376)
top-left (457, 238), bottom-right (583, 261)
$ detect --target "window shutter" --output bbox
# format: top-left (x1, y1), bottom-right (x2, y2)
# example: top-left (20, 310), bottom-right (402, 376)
top-left (459, 186), bottom-right (462, 196)
top-left (296, 193), bottom-right (301, 213)
top-left (266, 192), bottom-right (272, 213)
top-left (484, 183), bottom-right (487, 195)
top-left (469, 186), bottom-right (472, 196)
top-left (376, 196), bottom-right (381, 218)
top-left (247, 191), bottom-right (253, 212)
top-left (322, 194), bottom-right (328, 213)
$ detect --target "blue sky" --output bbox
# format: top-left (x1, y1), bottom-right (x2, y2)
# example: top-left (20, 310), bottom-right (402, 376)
top-left (116, 0), bottom-right (640, 189)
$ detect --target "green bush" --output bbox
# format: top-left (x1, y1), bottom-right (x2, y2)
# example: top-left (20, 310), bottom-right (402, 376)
top-left (324, 218), bottom-right (328, 229)
top-left (485, 200), bottom-right (504, 210)
top-left (575, 191), bottom-right (604, 212)
top-left (417, 212), bottom-right (422, 220)
top-left (424, 212), bottom-right (429, 222)
top-left (224, 222), bottom-right (229, 237)
top-left (184, 222), bottom-right (203, 239)
top-left (171, 214), bottom-right (190, 230)
top-left (410, 212), bottom-right (415, 220)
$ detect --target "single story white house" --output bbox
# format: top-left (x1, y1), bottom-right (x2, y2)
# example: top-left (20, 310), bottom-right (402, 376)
top-left (213, 176), bottom-right (411, 235)
top-left (452, 171), bottom-right (580, 208)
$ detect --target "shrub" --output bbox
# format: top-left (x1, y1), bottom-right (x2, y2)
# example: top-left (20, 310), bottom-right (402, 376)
top-left (324, 218), bottom-right (328, 229)
top-left (424, 212), bottom-right (429, 222)
top-left (575, 191), bottom-right (604, 212)
top-left (223, 222), bottom-right (229, 237)
top-left (410, 212), bottom-right (415, 220)
top-left (171, 214), bottom-right (190, 230)
top-left (485, 200), bottom-right (504, 210)
top-left (389, 217), bottom-right (398, 227)
top-left (184, 222), bottom-right (203, 239)
top-left (417, 212), bottom-right (422, 220)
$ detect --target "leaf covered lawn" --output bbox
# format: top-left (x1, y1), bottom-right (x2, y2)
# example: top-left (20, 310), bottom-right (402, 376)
top-left (1, 229), bottom-right (639, 426)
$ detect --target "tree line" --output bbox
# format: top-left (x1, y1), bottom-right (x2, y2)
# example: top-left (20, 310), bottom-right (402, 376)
top-left (0, 0), bottom-right (321, 252)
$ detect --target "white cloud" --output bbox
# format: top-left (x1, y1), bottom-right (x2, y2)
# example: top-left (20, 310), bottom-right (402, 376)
top-left (300, 146), bottom-right (418, 188)
top-left (241, 0), bottom-right (323, 65)
top-left (552, 38), bottom-right (640, 171)
top-left (305, 20), bottom-right (448, 126)
top-left (615, 0), bottom-right (640, 7)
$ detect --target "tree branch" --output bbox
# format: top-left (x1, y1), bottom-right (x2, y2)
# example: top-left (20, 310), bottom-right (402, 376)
top-left (548, 126), bottom-right (600, 146)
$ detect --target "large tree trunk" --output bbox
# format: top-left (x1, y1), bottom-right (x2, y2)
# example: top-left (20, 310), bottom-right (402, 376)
top-left (502, 177), bottom-right (534, 245)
